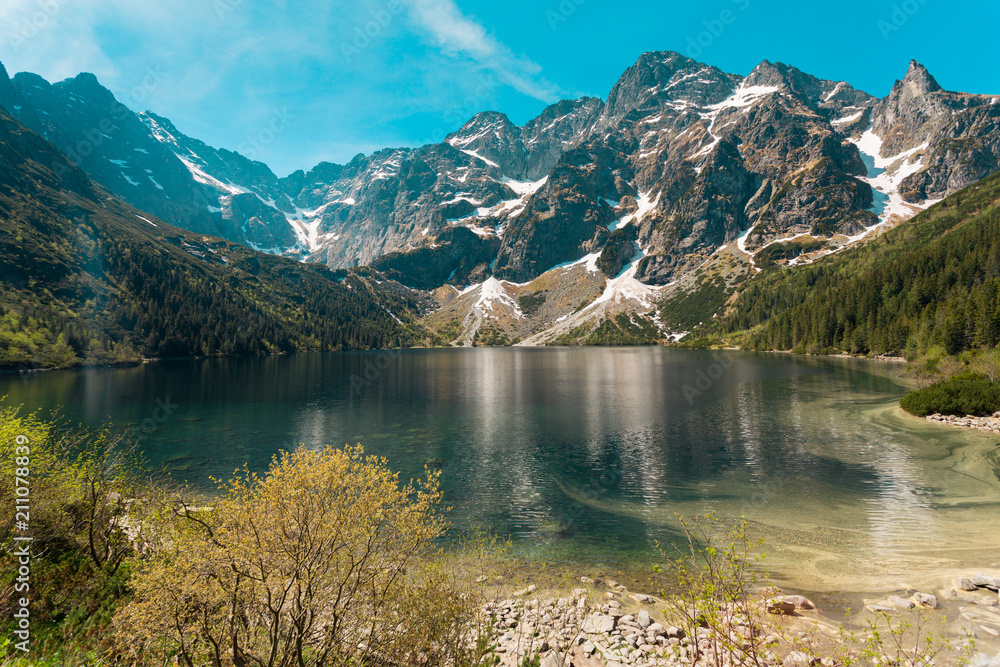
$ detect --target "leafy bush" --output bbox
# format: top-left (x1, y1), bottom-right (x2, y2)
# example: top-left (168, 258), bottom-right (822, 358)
top-left (900, 373), bottom-right (1000, 417)
top-left (0, 403), bottom-right (153, 662)
top-left (654, 514), bottom-right (778, 665)
top-left (115, 445), bottom-right (503, 667)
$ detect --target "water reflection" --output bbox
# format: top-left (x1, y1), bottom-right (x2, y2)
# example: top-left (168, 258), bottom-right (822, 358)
top-left (2, 349), bottom-right (998, 592)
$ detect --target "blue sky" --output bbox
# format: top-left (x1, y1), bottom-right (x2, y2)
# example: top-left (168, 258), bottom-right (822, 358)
top-left (1, 0), bottom-right (997, 176)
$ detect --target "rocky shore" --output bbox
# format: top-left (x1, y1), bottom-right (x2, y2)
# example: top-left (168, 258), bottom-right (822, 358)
top-left (925, 411), bottom-right (1000, 432)
top-left (481, 578), bottom-right (774, 667)
top-left (480, 574), bottom-right (1000, 667)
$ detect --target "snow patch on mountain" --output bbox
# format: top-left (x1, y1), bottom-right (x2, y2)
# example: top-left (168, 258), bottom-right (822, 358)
top-left (611, 191), bottom-right (660, 232)
top-left (588, 248), bottom-right (662, 311)
top-left (461, 149), bottom-right (500, 169)
top-left (850, 129), bottom-right (933, 227)
top-left (548, 251), bottom-right (602, 274)
top-left (474, 277), bottom-right (523, 318)
top-left (709, 84), bottom-right (780, 111)
top-left (175, 154), bottom-right (246, 196)
top-left (502, 176), bottom-right (547, 197)
top-left (831, 110), bottom-right (864, 125)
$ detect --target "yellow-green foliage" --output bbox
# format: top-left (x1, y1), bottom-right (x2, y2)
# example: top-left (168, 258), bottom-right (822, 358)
top-left (0, 403), bottom-right (80, 551)
top-left (0, 403), bottom-right (153, 663)
top-left (116, 445), bottom-right (497, 667)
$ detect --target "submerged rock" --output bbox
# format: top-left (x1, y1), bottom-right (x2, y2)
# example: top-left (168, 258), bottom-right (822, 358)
top-left (766, 598), bottom-right (798, 615)
top-left (774, 595), bottom-right (815, 611)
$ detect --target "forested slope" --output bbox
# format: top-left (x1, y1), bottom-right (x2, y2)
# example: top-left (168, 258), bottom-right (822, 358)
top-left (0, 109), bottom-right (434, 369)
top-left (705, 171), bottom-right (1000, 356)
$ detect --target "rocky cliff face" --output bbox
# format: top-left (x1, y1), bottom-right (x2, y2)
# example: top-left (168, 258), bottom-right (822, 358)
top-left (869, 61), bottom-right (1000, 204)
top-left (493, 140), bottom-right (635, 282)
top-left (1, 55), bottom-right (998, 332)
top-left (0, 68), bottom-right (297, 250)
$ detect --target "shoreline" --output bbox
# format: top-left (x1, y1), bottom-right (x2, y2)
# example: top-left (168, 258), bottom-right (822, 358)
top-left (1, 344), bottom-right (916, 376)
top-left (925, 411), bottom-right (1000, 434)
top-left (482, 570), bottom-right (1000, 666)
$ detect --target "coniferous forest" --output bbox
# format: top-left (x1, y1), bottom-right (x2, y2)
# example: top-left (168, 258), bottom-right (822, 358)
top-left (702, 171), bottom-right (1000, 357)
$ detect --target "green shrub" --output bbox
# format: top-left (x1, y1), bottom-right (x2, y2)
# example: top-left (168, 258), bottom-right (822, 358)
top-left (900, 373), bottom-right (1000, 417)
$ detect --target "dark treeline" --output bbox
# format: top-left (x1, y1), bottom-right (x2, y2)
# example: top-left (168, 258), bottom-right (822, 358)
top-left (0, 215), bottom-right (428, 367)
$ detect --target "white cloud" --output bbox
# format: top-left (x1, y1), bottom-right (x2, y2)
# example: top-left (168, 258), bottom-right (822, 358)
top-left (405, 0), bottom-right (561, 104)
top-left (0, 0), bottom-right (567, 174)
top-left (0, 0), bottom-right (117, 81)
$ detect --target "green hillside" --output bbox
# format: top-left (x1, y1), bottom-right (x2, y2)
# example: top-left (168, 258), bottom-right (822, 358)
top-left (0, 109), bottom-right (435, 370)
top-left (693, 171), bottom-right (1000, 356)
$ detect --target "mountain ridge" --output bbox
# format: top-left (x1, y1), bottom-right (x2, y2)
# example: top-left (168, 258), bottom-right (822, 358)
top-left (1, 52), bottom-right (998, 348)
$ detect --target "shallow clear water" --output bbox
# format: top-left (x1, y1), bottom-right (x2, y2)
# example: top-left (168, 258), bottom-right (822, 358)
top-left (3, 348), bottom-right (998, 596)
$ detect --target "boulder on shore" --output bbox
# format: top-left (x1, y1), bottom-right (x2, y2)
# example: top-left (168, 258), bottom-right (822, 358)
top-left (956, 577), bottom-right (978, 591)
top-left (972, 573), bottom-right (1000, 591)
top-left (889, 595), bottom-right (915, 609)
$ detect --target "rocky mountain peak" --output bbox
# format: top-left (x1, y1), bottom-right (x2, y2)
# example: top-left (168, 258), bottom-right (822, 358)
top-left (744, 60), bottom-right (787, 88)
top-left (742, 60), bottom-right (874, 115)
top-left (743, 60), bottom-right (823, 100)
top-left (444, 110), bottom-right (525, 177)
top-left (58, 72), bottom-right (120, 105)
top-left (600, 51), bottom-right (737, 129)
top-left (898, 60), bottom-right (943, 100)
top-left (448, 111), bottom-right (516, 138)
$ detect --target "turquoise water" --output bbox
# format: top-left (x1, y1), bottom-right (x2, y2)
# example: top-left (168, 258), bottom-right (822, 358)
top-left (3, 348), bottom-right (998, 594)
